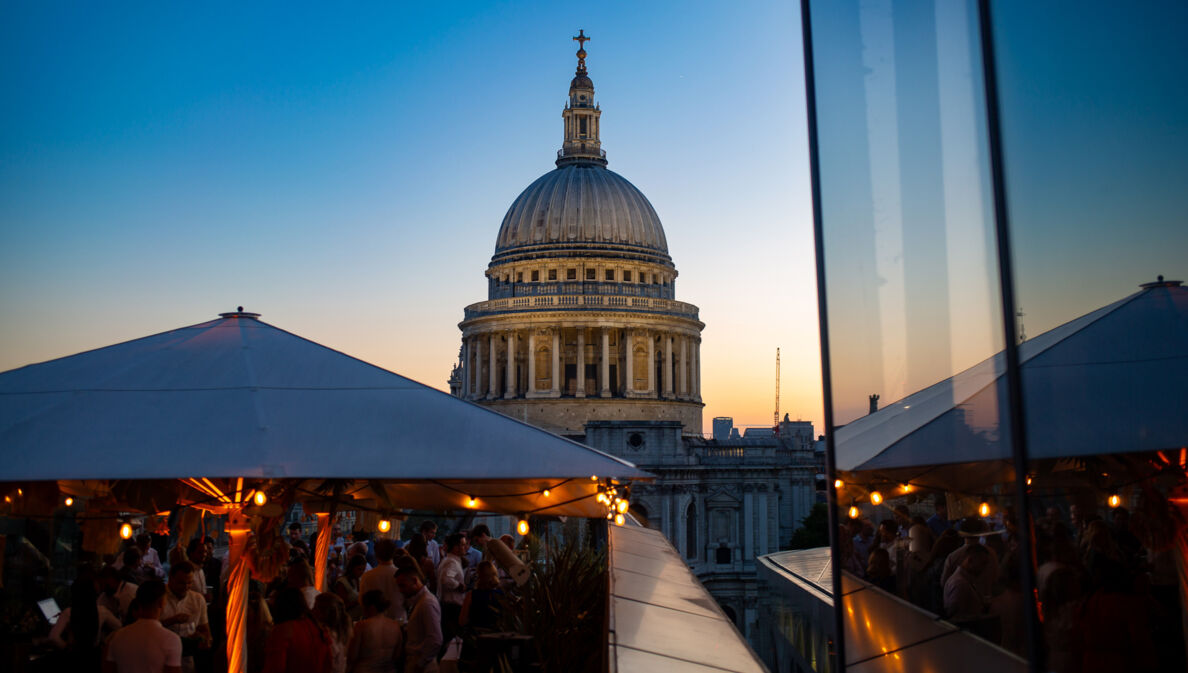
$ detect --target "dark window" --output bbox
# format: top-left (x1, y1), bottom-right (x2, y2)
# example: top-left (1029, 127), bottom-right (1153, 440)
top-left (548, 269), bottom-right (557, 281)
top-left (531, 270), bottom-right (539, 282)
top-left (580, 117), bottom-right (587, 136)
top-left (627, 433), bottom-right (644, 448)
top-left (685, 502), bottom-right (697, 560)
top-left (517, 272), bottom-right (523, 282)
top-left (605, 269), bottom-right (615, 281)
top-left (716, 545), bottom-right (731, 565)
top-left (623, 271), bottom-right (632, 282)
top-left (586, 268), bottom-right (596, 280)
top-left (567, 268), bottom-right (576, 280)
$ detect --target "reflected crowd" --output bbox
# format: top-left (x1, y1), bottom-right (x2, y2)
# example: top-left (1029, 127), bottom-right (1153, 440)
top-left (839, 494), bottom-right (1184, 673)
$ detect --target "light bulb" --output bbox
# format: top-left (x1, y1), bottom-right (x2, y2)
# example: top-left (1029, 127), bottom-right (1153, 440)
top-left (542, 489), bottom-right (551, 498)
top-left (120, 523), bottom-right (134, 539)
top-left (901, 483), bottom-right (912, 493)
top-left (979, 502), bottom-right (991, 517)
top-left (614, 513), bottom-right (625, 526)
top-left (467, 496), bottom-right (477, 508)
top-left (869, 491), bottom-right (883, 506)
top-left (253, 490), bottom-right (267, 507)
top-left (617, 499), bottom-right (629, 514)
top-left (590, 475), bottom-right (598, 481)
top-left (378, 519), bottom-right (391, 533)
top-left (1108, 494), bottom-right (1121, 508)
top-left (848, 506), bottom-right (860, 519)
top-left (64, 497), bottom-right (74, 507)
top-left (517, 518), bottom-right (530, 535)
top-left (834, 479), bottom-right (843, 489)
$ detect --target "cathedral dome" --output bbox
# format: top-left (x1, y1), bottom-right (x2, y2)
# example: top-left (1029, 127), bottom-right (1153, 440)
top-left (493, 163), bottom-right (671, 264)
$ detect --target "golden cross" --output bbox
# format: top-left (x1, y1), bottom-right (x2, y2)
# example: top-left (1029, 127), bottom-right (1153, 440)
top-left (573, 29), bottom-right (590, 50)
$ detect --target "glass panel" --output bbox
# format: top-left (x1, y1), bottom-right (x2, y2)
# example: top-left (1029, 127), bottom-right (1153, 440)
top-left (808, 0), bottom-right (1032, 668)
top-left (992, 2), bottom-right (1188, 671)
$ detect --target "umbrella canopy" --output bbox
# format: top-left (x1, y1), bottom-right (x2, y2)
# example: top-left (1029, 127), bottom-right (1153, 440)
top-left (836, 280), bottom-right (1188, 473)
top-left (0, 311), bottom-right (650, 516)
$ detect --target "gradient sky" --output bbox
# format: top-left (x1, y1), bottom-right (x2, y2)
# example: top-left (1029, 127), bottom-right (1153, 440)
top-left (0, 2), bottom-right (823, 435)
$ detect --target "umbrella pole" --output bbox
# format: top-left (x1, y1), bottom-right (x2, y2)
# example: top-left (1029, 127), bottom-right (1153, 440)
top-left (314, 512), bottom-right (331, 592)
top-left (225, 514), bottom-right (251, 673)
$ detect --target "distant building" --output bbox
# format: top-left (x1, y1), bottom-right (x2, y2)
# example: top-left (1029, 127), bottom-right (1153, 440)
top-left (450, 35), bottom-right (816, 641)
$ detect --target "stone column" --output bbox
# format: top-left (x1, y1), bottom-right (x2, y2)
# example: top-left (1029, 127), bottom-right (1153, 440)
top-left (527, 331), bottom-right (536, 394)
top-left (694, 338), bottom-right (701, 400)
top-left (600, 328), bottom-right (611, 397)
top-left (505, 330), bottom-right (517, 399)
top-left (471, 337), bottom-right (481, 398)
top-left (624, 330), bottom-right (634, 395)
top-left (664, 333), bottom-right (673, 398)
top-left (576, 328), bottom-right (586, 398)
top-left (460, 339), bottom-right (469, 398)
top-left (646, 331), bottom-right (655, 396)
top-left (488, 332), bottom-right (497, 399)
top-left (679, 336), bottom-right (688, 398)
top-left (552, 329), bottom-right (561, 396)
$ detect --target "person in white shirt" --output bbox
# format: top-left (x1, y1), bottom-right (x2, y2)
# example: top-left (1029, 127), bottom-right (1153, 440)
top-left (397, 567), bottom-right (442, 673)
top-left (184, 540), bottom-right (211, 602)
top-left (360, 538), bottom-right (405, 621)
top-left (134, 535), bottom-right (166, 580)
top-left (160, 562), bottom-right (210, 673)
top-left (104, 580), bottom-right (183, 673)
top-left (436, 533), bottom-right (467, 657)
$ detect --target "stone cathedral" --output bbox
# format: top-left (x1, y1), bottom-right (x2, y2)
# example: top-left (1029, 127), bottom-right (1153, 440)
top-left (449, 32), bottom-right (818, 641)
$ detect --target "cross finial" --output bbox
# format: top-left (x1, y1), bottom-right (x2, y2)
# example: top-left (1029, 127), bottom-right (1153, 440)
top-left (573, 30), bottom-right (590, 73)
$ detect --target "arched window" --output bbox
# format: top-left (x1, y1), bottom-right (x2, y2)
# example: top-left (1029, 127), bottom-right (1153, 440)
top-left (685, 501), bottom-right (697, 560)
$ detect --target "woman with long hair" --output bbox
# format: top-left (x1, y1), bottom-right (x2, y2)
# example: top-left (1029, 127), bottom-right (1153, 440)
top-left (313, 592), bottom-right (353, 673)
top-left (261, 587), bottom-right (333, 673)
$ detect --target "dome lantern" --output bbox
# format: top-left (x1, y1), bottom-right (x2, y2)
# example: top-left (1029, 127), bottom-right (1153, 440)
top-left (558, 29), bottom-right (607, 167)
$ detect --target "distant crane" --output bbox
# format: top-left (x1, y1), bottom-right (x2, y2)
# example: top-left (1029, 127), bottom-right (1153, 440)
top-left (773, 347), bottom-right (781, 434)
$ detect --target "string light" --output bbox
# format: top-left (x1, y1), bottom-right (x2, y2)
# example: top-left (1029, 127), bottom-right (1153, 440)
top-left (979, 502), bottom-right (991, 517)
top-left (848, 505), bottom-right (860, 519)
top-left (4, 495), bottom-right (11, 504)
top-left (542, 489), bottom-right (551, 498)
top-left (253, 491), bottom-right (267, 507)
top-left (834, 479), bottom-right (843, 489)
top-left (120, 523), bottom-right (134, 540)
top-left (64, 497), bottom-right (74, 507)
top-left (901, 483), bottom-right (912, 494)
top-left (617, 499), bottom-right (629, 514)
top-left (590, 475), bottom-right (598, 481)
top-left (1025, 475), bottom-right (1033, 486)
top-left (517, 517), bottom-right (530, 535)
top-left (1108, 494), bottom-right (1121, 508)
top-left (377, 519), bottom-right (392, 533)
top-left (467, 496), bottom-right (477, 508)
top-left (869, 491), bottom-right (883, 506)
top-left (614, 513), bottom-right (625, 526)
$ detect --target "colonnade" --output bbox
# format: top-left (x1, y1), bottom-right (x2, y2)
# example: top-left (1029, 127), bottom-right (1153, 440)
top-left (460, 325), bottom-right (701, 402)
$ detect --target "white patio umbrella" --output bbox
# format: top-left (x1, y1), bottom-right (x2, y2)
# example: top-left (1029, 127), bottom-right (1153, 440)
top-left (0, 309), bottom-right (650, 671)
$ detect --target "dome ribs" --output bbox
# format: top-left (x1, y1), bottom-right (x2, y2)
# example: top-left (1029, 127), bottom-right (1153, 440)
top-left (492, 164), bottom-right (671, 263)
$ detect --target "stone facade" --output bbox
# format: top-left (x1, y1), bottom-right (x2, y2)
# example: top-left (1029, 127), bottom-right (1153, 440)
top-left (449, 34), bottom-right (818, 645)
top-left (583, 417), bottom-right (819, 640)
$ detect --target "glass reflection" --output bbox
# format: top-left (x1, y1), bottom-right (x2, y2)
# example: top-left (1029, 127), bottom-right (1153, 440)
top-left (810, 0), bottom-right (1032, 669)
top-left (992, 2), bottom-right (1188, 670)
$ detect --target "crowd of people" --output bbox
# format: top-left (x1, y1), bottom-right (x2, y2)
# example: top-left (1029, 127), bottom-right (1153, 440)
top-left (838, 495), bottom-right (1183, 672)
top-left (44, 518), bottom-right (521, 673)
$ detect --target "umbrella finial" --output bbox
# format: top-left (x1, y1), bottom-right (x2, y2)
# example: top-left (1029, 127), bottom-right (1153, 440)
top-left (1139, 276), bottom-right (1183, 289)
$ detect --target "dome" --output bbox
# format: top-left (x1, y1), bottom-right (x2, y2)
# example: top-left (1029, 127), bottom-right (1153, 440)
top-left (493, 163), bottom-right (671, 264)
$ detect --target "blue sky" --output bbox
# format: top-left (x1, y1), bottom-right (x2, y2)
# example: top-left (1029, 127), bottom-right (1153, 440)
top-left (0, 2), bottom-right (823, 433)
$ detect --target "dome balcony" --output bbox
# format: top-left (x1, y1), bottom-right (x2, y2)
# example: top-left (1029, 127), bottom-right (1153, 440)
top-left (462, 294), bottom-right (700, 321)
